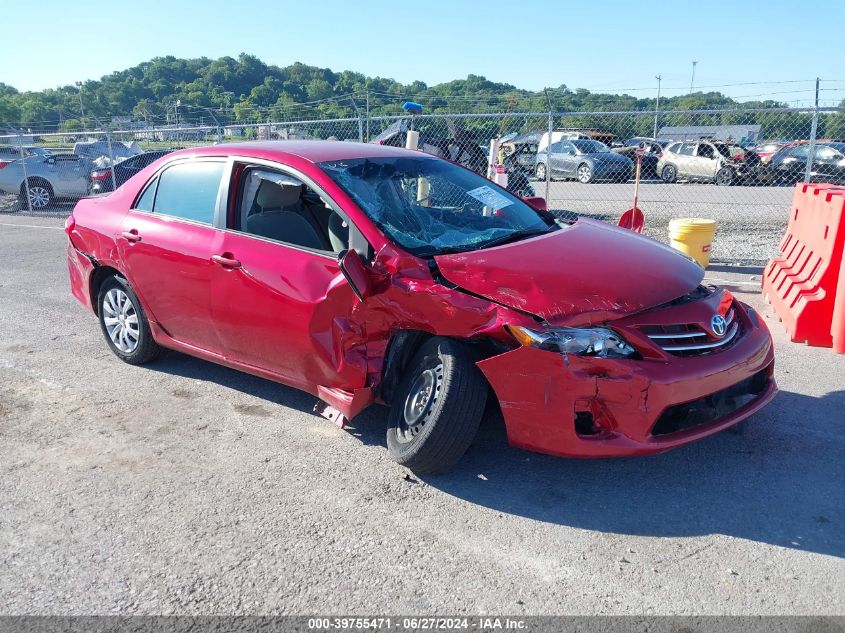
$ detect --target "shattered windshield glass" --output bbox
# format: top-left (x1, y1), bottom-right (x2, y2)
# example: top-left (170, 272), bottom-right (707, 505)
top-left (318, 156), bottom-right (551, 256)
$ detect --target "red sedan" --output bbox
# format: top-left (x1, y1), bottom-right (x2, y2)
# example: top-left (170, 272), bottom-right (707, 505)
top-left (65, 141), bottom-right (776, 473)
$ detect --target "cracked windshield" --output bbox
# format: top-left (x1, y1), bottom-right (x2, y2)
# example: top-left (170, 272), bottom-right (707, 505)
top-left (319, 156), bottom-right (553, 256)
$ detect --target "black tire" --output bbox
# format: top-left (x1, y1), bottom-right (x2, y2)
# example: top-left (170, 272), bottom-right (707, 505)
top-left (576, 163), bottom-right (593, 184)
top-left (386, 337), bottom-right (487, 474)
top-left (97, 275), bottom-right (164, 365)
top-left (661, 164), bottom-right (677, 183)
top-left (535, 162), bottom-right (547, 181)
top-left (20, 178), bottom-right (53, 210)
top-left (715, 167), bottom-right (735, 186)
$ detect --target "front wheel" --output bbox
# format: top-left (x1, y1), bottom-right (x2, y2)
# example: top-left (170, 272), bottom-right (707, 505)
top-left (20, 179), bottom-right (53, 209)
top-left (576, 163), bottom-right (593, 183)
top-left (386, 338), bottom-right (487, 474)
top-left (535, 162), bottom-right (547, 181)
top-left (715, 167), bottom-right (735, 186)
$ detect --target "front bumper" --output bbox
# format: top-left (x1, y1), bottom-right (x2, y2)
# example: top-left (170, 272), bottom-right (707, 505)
top-left (477, 303), bottom-right (776, 458)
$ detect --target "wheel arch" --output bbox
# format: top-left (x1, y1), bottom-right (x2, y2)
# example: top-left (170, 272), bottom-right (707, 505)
top-left (378, 330), bottom-right (501, 404)
top-left (89, 265), bottom-right (125, 316)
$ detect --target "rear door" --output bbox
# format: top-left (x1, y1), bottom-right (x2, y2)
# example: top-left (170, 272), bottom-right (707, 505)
top-left (555, 141), bottom-right (578, 177)
top-left (118, 158), bottom-right (227, 352)
top-left (691, 143), bottom-right (718, 178)
top-left (209, 161), bottom-right (367, 390)
top-left (675, 143), bottom-right (698, 178)
top-left (46, 155), bottom-right (89, 197)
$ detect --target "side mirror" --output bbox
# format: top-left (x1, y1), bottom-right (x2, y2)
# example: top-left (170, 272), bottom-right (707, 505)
top-left (338, 249), bottom-right (372, 301)
top-left (522, 196), bottom-right (547, 211)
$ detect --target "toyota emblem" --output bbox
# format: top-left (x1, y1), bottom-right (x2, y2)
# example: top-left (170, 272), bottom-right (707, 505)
top-left (711, 314), bottom-right (728, 337)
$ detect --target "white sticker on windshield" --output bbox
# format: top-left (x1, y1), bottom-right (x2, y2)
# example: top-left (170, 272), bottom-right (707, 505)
top-left (466, 185), bottom-right (513, 210)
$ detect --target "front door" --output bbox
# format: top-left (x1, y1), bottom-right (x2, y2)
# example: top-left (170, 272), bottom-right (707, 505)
top-left (118, 159), bottom-right (227, 352)
top-left (209, 163), bottom-right (367, 391)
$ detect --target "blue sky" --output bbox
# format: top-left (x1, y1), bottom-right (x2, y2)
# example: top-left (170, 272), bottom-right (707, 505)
top-left (2, 0), bottom-right (843, 105)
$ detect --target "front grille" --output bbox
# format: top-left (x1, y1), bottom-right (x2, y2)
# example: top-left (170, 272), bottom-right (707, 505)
top-left (651, 367), bottom-right (770, 436)
top-left (640, 306), bottom-right (740, 356)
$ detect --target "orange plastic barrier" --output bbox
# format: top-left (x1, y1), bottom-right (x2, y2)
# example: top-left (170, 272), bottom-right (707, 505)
top-left (762, 183), bottom-right (845, 351)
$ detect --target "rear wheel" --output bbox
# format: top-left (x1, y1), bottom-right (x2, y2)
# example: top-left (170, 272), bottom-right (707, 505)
top-left (386, 337), bottom-right (487, 474)
top-left (535, 162), bottom-right (547, 181)
top-left (20, 178), bottom-right (53, 209)
top-left (97, 275), bottom-right (164, 365)
top-left (661, 164), bottom-right (677, 183)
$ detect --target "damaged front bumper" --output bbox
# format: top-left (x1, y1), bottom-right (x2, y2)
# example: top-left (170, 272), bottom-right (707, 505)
top-left (477, 307), bottom-right (776, 458)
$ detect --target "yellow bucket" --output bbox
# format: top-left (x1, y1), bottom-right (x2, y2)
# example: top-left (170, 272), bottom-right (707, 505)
top-left (668, 218), bottom-right (717, 267)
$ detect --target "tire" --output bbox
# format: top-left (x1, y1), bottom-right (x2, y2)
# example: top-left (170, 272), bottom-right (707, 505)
top-left (535, 162), bottom-right (547, 181)
top-left (97, 275), bottom-right (164, 365)
top-left (576, 163), bottom-right (593, 184)
top-left (20, 178), bottom-right (53, 210)
top-left (661, 164), bottom-right (677, 183)
top-left (715, 167), bottom-right (735, 186)
top-left (386, 337), bottom-right (487, 474)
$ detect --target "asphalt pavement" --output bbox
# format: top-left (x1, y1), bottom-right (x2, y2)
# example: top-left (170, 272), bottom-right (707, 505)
top-left (0, 215), bottom-right (842, 615)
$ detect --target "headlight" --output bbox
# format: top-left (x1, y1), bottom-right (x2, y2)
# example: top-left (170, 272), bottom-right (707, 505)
top-left (507, 325), bottom-right (636, 359)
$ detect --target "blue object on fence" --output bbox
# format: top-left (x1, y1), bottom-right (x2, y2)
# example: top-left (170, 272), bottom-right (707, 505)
top-left (402, 101), bottom-right (423, 114)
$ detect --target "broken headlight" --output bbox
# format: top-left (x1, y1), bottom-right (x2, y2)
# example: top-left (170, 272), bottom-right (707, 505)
top-left (507, 325), bottom-right (636, 359)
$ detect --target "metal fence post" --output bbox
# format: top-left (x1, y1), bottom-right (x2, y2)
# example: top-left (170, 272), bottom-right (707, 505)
top-left (18, 133), bottom-right (32, 213)
top-left (803, 77), bottom-right (820, 184)
top-left (104, 128), bottom-right (117, 192)
top-left (545, 109), bottom-right (553, 207)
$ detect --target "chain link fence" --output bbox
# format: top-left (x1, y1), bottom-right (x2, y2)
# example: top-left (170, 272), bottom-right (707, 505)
top-left (2, 104), bottom-right (844, 264)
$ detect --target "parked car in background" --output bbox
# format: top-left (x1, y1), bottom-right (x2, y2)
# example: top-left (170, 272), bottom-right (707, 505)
top-left (613, 138), bottom-right (671, 179)
top-left (499, 137), bottom-right (539, 175)
top-left (656, 140), bottom-right (762, 186)
top-left (0, 153), bottom-right (91, 208)
top-left (753, 141), bottom-right (789, 164)
top-left (766, 142), bottom-right (845, 186)
top-left (89, 150), bottom-right (174, 194)
top-left (65, 141), bottom-right (776, 473)
top-left (536, 139), bottom-right (633, 183)
top-left (538, 129), bottom-right (621, 153)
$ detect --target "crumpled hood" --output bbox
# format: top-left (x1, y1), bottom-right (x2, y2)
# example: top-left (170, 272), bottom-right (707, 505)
top-left (434, 218), bottom-right (704, 325)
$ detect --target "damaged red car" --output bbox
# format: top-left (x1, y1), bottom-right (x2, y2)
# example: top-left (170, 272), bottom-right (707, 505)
top-left (66, 141), bottom-right (777, 473)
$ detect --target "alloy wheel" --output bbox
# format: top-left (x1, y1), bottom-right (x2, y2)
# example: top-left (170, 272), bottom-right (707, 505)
top-left (577, 164), bottom-right (592, 183)
top-left (102, 288), bottom-right (140, 353)
top-left (27, 185), bottom-right (50, 209)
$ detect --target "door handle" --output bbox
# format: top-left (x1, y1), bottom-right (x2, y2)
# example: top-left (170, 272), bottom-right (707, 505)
top-left (211, 254), bottom-right (242, 269)
top-left (121, 230), bottom-right (142, 243)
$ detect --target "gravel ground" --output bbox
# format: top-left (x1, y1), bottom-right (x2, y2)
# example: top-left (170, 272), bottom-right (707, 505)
top-left (1, 180), bottom-right (792, 265)
top-left (0, 216), bottom-right (843, 616)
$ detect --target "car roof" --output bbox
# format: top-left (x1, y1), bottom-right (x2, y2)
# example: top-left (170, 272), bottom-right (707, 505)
top-left (164, 140), bottom-right (428, 164)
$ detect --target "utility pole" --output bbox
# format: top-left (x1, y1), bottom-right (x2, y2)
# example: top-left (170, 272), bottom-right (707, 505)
top-left (653, 75), bottom-right (662, 139)
top-left (365, 89), bottom-right (370, 142)
top-left (75, 81), bottom-right (85, 128)
top-left (689, 61), bottom-right (697, 94)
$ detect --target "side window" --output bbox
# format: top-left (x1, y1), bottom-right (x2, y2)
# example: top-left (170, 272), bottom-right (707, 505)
top-left (667, 143), bottom-right (682, 154)
top-left (697, 144), bottom-right (715, 159)
top-left (679, 143), bottom-right (697, 156)
top-left (134, 177), bottom-right (157, 211)
top-left (791, 145), bottom-right (809, 159)
top-left (152, 161), bottom-right (225, 225)
top-left (235, 168), bottom-right (346, 253)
